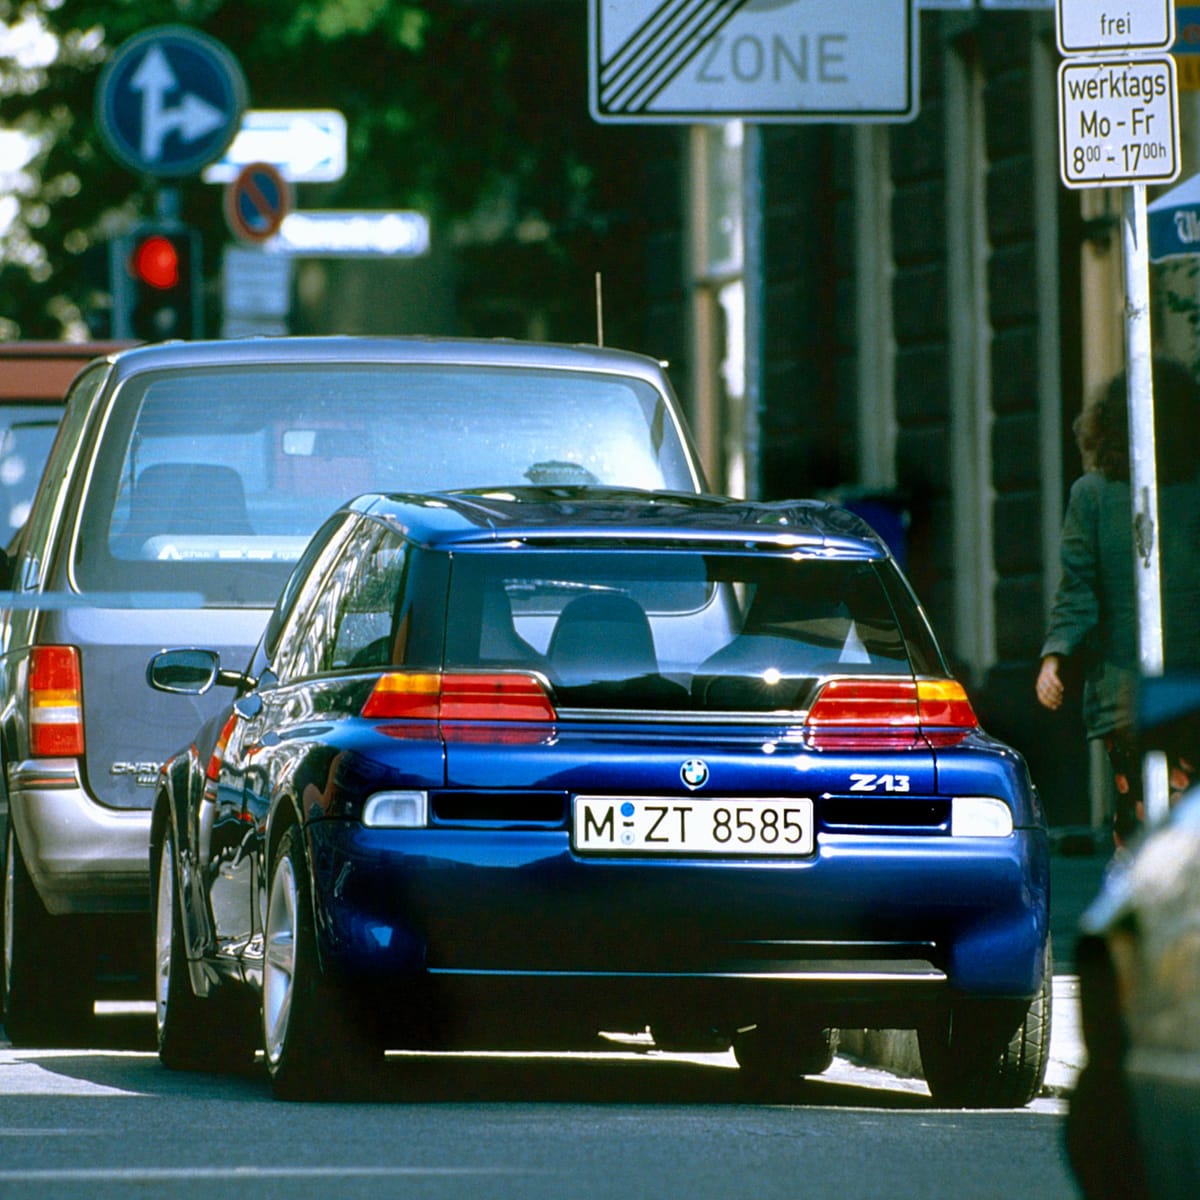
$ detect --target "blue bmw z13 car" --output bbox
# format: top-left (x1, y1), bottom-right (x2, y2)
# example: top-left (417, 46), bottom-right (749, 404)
top-left (147, 488), bottom-right (1051, 1104)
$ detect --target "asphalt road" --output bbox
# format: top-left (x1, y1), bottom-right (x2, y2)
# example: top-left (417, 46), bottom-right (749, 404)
top-left (0, 842), bottom-right (1104, 1200)
top-left (0, 1026), bottom-right (1081, 1200)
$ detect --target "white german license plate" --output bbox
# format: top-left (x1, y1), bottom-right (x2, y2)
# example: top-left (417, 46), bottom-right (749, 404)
top-left (571, 796), bottom-right (814, 856)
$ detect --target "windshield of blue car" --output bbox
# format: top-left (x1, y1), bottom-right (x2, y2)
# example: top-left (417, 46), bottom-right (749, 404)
top-left (71, 363), bottom-right (695, 603)
top-left (444, 550), bottom-right (926, 712)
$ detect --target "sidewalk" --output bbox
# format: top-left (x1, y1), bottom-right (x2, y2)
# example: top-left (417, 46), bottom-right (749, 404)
top-left (1044, 974), bottom-right (1083, 1095)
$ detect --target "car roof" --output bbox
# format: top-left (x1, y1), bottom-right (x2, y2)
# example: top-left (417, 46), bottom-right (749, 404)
top-left (353, 488), bottom-right (891, 559)
top-left (103, 335), bottom-right (674, 382)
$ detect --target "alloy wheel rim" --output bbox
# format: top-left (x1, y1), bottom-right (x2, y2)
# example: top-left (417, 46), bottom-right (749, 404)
top-left (154, 839), bottom-right (174, 1037)
top-left (262, 855), bottom-right (298, 1066)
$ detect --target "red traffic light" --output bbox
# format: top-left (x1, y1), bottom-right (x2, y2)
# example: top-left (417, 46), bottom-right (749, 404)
top-left (129, 234), bottom-right (180, 290)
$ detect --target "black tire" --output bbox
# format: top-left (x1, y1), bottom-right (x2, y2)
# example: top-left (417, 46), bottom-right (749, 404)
top-left (919, 938), bottom-right (1053, 1109)
top-left (3, 823), bottom-right (94, 1047)
top-left (154, 825), bottom-right (256, 1072)
top-left (734, 1024), bottom-right (839, 1096)
top-left (262, 826), bottom-right (380, 1100)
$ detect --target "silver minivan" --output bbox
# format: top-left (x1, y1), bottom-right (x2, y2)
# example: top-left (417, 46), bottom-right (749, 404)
top-left (0, 335), bottom-right (705, 1044)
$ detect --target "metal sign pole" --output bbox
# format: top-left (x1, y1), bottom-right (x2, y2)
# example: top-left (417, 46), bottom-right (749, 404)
top-left (1121, 183), bottom-right (1170, 825)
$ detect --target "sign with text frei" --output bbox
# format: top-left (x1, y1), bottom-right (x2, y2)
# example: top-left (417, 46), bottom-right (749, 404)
top-left (1057, 0), bottom-right (1174, 54)
top-left (589, 0), bottom-right (918, 124)
top-left (1057, 0), bottom-right (1181, 188)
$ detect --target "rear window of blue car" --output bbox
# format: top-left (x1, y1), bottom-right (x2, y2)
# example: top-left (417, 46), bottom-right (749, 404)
top-left (443, 549), bottom-right (941, 712)
top-left (72, 364), bottom-right (696, 604)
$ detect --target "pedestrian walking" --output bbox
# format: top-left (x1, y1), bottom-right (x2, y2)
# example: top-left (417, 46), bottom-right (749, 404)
top-left (1035, 358), bottom-right (1200, 847)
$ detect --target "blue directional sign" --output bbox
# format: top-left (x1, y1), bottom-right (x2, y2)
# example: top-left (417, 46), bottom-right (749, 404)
top-left (95, 25), bottom-right (248, 177)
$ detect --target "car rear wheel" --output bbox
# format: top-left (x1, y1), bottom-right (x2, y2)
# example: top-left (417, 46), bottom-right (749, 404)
top-left (262, 826), bottom-right (380, 1100)
top-left (919, 938), bottom-right (1053, 1109)
top-left (733, 1023), bottom-right (839, 1095)
top-left (154, 825), bottom-right (256, 1072)
top-left (3, 823), bottom-right (94, 1046)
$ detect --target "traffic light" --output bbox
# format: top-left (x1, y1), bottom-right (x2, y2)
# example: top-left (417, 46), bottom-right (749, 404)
top-left (110, 225), bottom-right (202, 340)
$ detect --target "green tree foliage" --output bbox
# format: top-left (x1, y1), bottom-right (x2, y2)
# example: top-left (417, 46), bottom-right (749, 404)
top-left (0, 0), bottom-right (672, 343)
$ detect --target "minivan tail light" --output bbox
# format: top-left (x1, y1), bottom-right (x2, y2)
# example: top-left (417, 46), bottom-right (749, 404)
top-left (806, 677), bottom-right (978, 745)
top-left (29, 645), bottom-right (85, 757)
top-left (362, 671), bottom-right (557, 724)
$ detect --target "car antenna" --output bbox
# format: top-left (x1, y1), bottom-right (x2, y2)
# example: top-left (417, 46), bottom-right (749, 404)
top-left (595, 271), bottom-right (604, 347)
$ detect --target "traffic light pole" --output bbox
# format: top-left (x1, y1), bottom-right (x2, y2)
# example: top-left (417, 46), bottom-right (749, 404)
top-left (109, 184), bottom-right (203, 340)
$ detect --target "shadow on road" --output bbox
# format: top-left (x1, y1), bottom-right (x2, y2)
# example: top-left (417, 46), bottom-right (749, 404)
top-left (4, 1012), bottom-right (935, 1110)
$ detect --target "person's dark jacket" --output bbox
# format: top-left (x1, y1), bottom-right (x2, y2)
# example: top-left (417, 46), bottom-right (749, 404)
top-left (1040, 470), bottom-right (1200, 739)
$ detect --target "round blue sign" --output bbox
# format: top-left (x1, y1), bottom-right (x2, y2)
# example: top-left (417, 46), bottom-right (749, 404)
top-left (95, 25), bottom-right (248, 178)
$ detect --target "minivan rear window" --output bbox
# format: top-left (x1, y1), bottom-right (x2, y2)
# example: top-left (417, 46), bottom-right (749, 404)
top-left (72, 363), bottom-right (694, 604)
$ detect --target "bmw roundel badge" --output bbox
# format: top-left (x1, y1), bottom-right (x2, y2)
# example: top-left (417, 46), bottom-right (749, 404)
top-left (680, 758), bottom-right (709, 790)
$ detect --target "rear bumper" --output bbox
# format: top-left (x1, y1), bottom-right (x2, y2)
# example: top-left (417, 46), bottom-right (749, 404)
top-left (8, 759), bottom-right (150, 915)
top-left (306, 820), bottom-right (1049, 1034)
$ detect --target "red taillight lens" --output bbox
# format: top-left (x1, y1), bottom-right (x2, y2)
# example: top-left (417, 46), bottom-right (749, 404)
top-left (362, 671), bottom-right (557, 725)
top-left (440, 674), bottom-right (557, 722)
top-left (807, 678), bottom-right (921, 728)
top-left (29, 645), bottom-right (84, 757)
top-left (806, 677), bottom-right (977, 747)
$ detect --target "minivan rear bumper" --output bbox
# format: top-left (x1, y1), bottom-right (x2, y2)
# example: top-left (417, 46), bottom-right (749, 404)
top-left (8, 758), bottom-right (149, 915)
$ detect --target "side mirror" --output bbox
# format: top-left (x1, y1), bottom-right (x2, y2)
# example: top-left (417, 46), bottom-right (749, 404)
top-left (146, 648), bottom-right (222, 695)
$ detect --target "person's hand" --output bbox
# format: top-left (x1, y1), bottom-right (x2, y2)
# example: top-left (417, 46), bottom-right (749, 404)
top-left (1036, 655), bottom-right (1064, 711)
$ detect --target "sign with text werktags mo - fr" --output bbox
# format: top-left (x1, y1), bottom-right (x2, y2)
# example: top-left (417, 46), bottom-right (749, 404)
top-left (1058, 55), bottom-right (1180, 187)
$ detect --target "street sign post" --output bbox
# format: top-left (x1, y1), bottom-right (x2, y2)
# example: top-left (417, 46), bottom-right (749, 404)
top-left (1055, 0), bottom-right (1177, 823)
top-left (95, 25), bottom-right (247, 177)
top-left (1057, 55), bottom-right (1180, 187)
top-left (202, 109), bottom-right (347, 184)
top-left (588, 0), bottom-right (918, 124)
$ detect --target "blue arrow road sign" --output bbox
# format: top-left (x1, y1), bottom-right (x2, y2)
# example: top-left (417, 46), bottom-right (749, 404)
top-left (95, 25), bottom-right (248, 177)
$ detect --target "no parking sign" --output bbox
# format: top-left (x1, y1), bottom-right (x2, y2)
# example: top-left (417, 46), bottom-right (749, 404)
top-left (224, 161), bottom-right (291, 243)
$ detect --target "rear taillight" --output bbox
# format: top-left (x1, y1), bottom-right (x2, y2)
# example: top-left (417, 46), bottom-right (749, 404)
top-left (363, 671), bottom-right (557, 728)
top-left (362, 673), bottom-right (441, 720)
top-left (806, 677), bottom-right (977, 747)
top-left (29, 645), bottom-right (84, 757)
